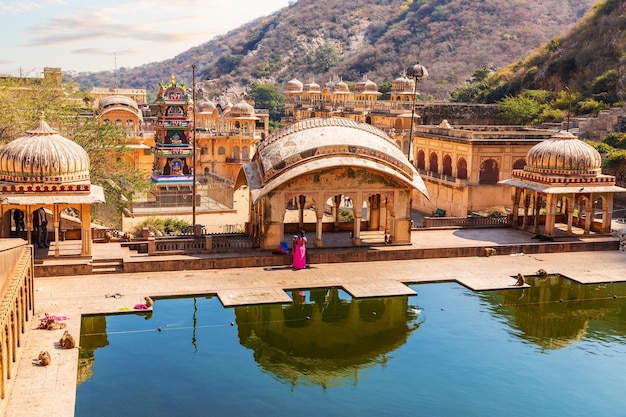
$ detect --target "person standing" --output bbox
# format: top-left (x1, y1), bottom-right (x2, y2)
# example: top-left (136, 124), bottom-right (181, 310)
top-left (33, 207), bottom-right (49, 248)
top-left (292, 231), bottom-right (307, 270)
top-left (13, 209), bottom-right (25, 235)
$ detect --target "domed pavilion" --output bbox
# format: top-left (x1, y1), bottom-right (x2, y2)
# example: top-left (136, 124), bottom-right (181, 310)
top-left (236, 117), bottom-right (428, 249)
top-left (0, 118), bottom-right (105, 256)
top-left (500, 130), bottom-right (625, 237)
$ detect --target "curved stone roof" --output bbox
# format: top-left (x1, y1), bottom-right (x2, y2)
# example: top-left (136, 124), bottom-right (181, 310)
top-left (355, 78), bottom-right (379, 94)
top-left (285, 78), bottom-right (303, 92)
top-left (197, 98), bottom-right (216, 112)
top-left (99, 95), bottom-right (139, 111)
top-left (242, 117), bottom-right (428, 203)
top-left (0, 119), bottom-right (90, 184)
top-left (227, 100), bottom-right (257, 119)
top-left (525, 131), bottom-right (602, 176)
top-left (303, 80), bottom-right (321, 93)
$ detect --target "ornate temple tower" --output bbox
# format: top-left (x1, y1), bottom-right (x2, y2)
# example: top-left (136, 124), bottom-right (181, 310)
top-left (150, 75), bottom-right (195, 205)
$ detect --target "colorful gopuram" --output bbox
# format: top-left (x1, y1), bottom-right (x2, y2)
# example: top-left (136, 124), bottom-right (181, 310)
top-left (150, 75), bottom-right (195, 205)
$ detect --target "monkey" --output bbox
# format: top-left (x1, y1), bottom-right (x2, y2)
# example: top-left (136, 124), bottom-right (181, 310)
top-left (37, 351), bottom-right (51, 366)
top-left (144, 296), bottom-right (154, 308)
top-left (43, 318), bottom-right (66, 330)
top-left (59, 330), bottom-right (76, 349)
top-left (536, 268), bottom-right (548, 276)
top-left (484, 247), bottom-right (497, 257)
top-left (514, 273), bottom-right (525, 286)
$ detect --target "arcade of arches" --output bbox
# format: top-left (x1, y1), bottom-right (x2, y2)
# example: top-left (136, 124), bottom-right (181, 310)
top-left (237, 118), bottom-right (428, 250)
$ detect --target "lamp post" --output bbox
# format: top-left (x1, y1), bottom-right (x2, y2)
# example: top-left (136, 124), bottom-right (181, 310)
top-left (192, 64), bottom-right (197, 227)
top-left (406, 63), bottom-right (428, 164)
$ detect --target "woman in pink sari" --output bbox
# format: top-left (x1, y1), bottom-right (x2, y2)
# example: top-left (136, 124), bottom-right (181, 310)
top-left (292, 231), bottom-right (307, 269)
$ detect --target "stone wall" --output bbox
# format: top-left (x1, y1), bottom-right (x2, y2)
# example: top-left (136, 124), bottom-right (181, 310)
top-left (416, 103), bottom-right (505, 125)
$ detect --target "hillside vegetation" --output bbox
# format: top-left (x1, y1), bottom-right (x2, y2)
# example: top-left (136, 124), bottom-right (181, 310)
top-left (456, 0), bottom-right (626, 105)
top-left (70, 0), bottom-right (595, 100)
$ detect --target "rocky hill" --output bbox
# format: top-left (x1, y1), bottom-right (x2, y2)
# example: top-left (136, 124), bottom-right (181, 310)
top-left (479, 0), bottom-right (626, 104)
top-left (70, 0), bottom-right (595, 101)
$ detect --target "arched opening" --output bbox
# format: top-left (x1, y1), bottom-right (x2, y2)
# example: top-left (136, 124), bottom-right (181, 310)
top-left (442, 154), bottom-right (452, 177)
top-left (479, 159), bottom-right (499, 184)
top-left (513, 158), bottom-right (526, 170)
top-left (457, 158), bottom-right (468, 180)
top-left (429, 152), bottom-right (438, 174)
top-left (218, 146), bottom-right (226, 155)
top-left (200, 147), bottom-right (209, 155)
top-left (417, 150), bottom-right (426, 170)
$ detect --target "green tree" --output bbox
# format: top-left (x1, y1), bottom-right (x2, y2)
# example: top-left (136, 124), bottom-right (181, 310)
top-left (499, 95), bottom-right (541, 125)
top-left (0, 76), bottom-right (152, 228)
top-left (249, 83), bottom-right (285, 122)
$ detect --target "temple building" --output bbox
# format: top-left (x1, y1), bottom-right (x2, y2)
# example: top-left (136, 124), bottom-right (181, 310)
top-left (238, 117), bottom-right (428, 249)
top-left (149, 75), bottom-right (196, 206)
top-left (0, 118), bottom-right (105, 256)
top-left (501, 130), bottom-right (626, 237)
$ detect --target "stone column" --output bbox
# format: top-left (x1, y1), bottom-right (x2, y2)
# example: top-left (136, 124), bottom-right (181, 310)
top-left (53, 204), bottom-right (60, 257)
top-left (532, 194), bottom-right (542, 234)
top-left (314, 205), bottom-right (324, 248)
top-left (521, 192), bottom-right (530, 230)
top-left (602, 193), bottom-right (614, 233)
top-left (81, 204), bottom-right (92, 256)
top-left (567, 196), bottom-right (574, 235)
top-left (584, 196), bottom-right (593, 234)
top-left (544, 193), bottom-right (557, 237)
top-left (511, 188), bottom-right (522, 228)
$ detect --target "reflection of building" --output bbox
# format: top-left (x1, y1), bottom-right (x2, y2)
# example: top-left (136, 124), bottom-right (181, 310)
top-left (489, 275), bottom-right (626, 350)
top-left (77, 315), bottom-right (110, 385)
top-left (234, 290), bottom-right (421, 389)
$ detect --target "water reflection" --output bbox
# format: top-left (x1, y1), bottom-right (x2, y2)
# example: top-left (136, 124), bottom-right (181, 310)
top-left (481, 275), bottom-right (626, 350)
top-left (234, 289), bottom-right (423, 389)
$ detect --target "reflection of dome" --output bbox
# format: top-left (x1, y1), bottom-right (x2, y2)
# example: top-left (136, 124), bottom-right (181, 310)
top-left (525, 131), bottom-right (602, 176)
top-left (0, 119), bottom-right (90, 183)
top-left (285, 78), bottom-right (303, 92)
top-left (234, 293), bottom-right (422, 389)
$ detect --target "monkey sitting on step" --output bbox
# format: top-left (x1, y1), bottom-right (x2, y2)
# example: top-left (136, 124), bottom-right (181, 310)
top-left (59, 330), bottom-right (77, 349)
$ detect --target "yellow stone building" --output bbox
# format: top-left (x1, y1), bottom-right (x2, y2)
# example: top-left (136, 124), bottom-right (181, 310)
top-left (283, 77), bottom-right (555, 218)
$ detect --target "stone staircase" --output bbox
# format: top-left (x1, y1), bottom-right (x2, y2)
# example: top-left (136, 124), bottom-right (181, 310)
top-left (91, 258), bottom-right (124, 274)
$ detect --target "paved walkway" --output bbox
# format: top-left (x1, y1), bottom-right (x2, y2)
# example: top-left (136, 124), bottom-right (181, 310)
top-left (4, 226), bottom-right (626, 417)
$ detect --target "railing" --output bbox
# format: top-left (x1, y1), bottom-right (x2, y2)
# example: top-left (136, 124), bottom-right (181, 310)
top-left (423, 215), bottom-right (511, 228)
top-left (154, 237), bottom-right (205, 253)
top-left (211, 233), bottom-right (259, 250)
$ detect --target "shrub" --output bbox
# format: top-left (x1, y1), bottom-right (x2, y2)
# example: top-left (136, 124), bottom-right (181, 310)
top-left (131, 217), bottom-right (192, 237)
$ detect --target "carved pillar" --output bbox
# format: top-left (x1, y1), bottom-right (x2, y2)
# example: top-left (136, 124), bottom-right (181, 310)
top-left (544, 193), bottom-right (557, 237)
top-left (314, 204), bottom-right (324, 248)
top-left (81, 204), bottom-right (92, 256)
top-left (370, 194), bottom-right (380, 230)
top-left (521, 192), bottom-right (531, 230)
top-left (567, 196), bottom-right (574, 235)
top-left (53, 204), bottom-right (60, 257)
top-left (511, 188), bottom-right (522, 228)
top-left (533, 194), bottom-right (542, 234)
top-left (584, 196), bottom-right (593, 234)
top-left (602, 193), bottom-right (614, 233)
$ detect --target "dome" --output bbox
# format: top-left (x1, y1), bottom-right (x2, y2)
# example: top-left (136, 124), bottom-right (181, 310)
top-left (355, 78), bottom-right (379, 93)
top-left (333, 80), bottom-right (350, 93)
top-left (0, 119), bottom-right (90, 184)
top-left (228, 100), bottom-right (258, 120)
top-left (198, 99), bottom-right (216, 112)
top-left (303, 80), bottom-right (321, 93)
top-left (285, 78), bottom-right (303, 92)
top-left (391, 76), bottom-right (414, 93)
top-left (525, 130), bottom-right (602, 176)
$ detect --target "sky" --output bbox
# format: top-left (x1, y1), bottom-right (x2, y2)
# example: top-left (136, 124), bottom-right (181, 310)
top-left (0, 0), bottom-right (292, 77)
